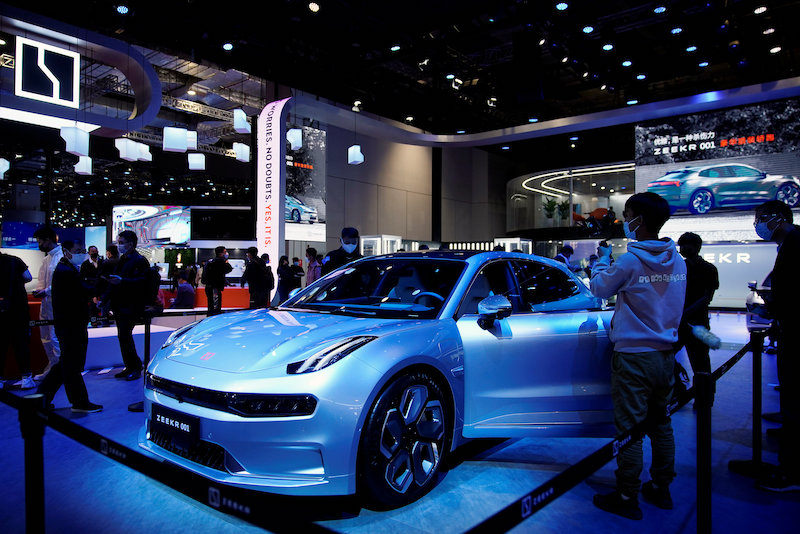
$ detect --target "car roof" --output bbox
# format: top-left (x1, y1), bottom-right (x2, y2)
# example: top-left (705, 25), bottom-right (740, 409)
top-left (361, 250), bottom-right (567, 268)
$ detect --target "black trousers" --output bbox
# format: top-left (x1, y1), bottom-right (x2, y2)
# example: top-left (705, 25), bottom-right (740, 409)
top-left (777, 320), bottom-right (800, 476)
top-left (249, 290), bottom-right (270, 309)
top-left (37, 323), bottom-right (89, 407)
top-left (0, 317), bottom-right (31, 377)
top-left (205, 286), bottom-right (222, 316)
top-left (115, 315), bottom-right (142, 371)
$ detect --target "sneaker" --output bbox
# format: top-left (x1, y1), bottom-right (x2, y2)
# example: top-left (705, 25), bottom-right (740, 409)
top-left (641, 481), bottom-right (673, 509)
top-left (593, 491), bottom-right (642, 520)
top-left (758, 470), bottom-right (800, 492)
top-left (114, 368), bottom-right (142, 379)
top-left (14, 375), bottom-right (37, 390)
top-left (71, 402), bottom-right (103, 414)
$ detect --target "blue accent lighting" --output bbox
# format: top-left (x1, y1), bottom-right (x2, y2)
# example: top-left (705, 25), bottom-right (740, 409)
top-left (699, 61), bottom-right (709, 67)
top-left (627, 99), bottom-right (639, 105)
top-left (528, 118), bottom-right (539, 123)
top-left (501, 146), bottom-right (511, 150)
top-left (570, 136), bottom-right (579, 141)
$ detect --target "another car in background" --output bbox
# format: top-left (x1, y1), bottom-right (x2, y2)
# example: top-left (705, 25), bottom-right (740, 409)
top-left (284, 195), bottom-right (318, 223)
top-left (647, 163), bottom-right (800, 215)
top-left (140, 251), bottom-right (615, 508)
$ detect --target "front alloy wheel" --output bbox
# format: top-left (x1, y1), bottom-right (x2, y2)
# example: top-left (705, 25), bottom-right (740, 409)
top-left (359, 371), bottom-right (449, 508)
top-left (688, 189), bottom-right (714, 215)
top-left (291, 209), bottom-right (301, 223)
top-left (776, 183), bottom-right (800, 208)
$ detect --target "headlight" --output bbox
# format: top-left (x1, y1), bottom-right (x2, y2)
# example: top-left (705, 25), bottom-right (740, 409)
top-left (287, 336), bottom-right (377, 374)
top-left (161, 320), bottom-right (201, 349)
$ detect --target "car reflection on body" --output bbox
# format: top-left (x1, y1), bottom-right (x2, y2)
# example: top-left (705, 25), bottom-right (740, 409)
top-left (139, 251), bottom-right (614, 508)
top-left (647, 163), bottom-right (800, 215)
top-left (284, 194), bottom-right (318, 223)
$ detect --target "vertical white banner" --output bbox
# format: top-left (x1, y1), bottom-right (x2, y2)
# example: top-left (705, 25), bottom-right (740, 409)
top-left (257, 97), bottom-right (292, 301)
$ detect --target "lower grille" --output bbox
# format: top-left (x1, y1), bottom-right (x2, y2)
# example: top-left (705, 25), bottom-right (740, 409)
top-left (149, 427), bottom-right (226, 472)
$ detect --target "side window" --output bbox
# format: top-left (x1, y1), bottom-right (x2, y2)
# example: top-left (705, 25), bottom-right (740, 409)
top-left (513, 260), bottom-right (579, 310)
top-left (458, 261), bottom-right (513, 316)
top-left (733, 166), bottom-right (761, 178)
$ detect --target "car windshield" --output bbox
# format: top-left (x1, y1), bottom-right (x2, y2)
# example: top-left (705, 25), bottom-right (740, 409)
top-left (282, 258), bottom-right (466, 319)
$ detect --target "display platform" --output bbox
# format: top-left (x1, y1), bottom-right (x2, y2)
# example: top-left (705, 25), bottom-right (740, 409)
top-left (0, 312), bottom-right (795, 533)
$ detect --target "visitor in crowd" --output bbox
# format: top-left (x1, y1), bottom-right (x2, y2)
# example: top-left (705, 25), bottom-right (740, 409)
top-left (37, 239), bottom-right (102, 413)
top-left (675, 232), bottom-right (719, 378)
top-left (305, 247), bottom-right (321, 286)
top-left (107, 230), bottom-right (150, 381)
top-left (81, 245), bottom-right (103, 322)
top-left (95, 244), bottom-right (119, 325)
top-left (31, 226), bottom-right (63, 381)
top-left (276, 255), bottom-right (294, 303)
top-left (290, 257), bottom-right (305, 289)
top-left (321, 227), bottom-right (362, 275)
top-left (0, 222), bottom-right (35, 390)
top-left (241, 247), bottom-right (272, 309)
top-left (202, 246), bottom-right (232, 316)
top-left (169, 270), bottom-right (196, 309)
top-left (554, 244), bottom-right (581, 272)
top-left (584, 253), bottom-right (599, 278)
top-left (589, 192), bottom-right (687, 520)
top-left (752, 200), bottom-right (800, 492)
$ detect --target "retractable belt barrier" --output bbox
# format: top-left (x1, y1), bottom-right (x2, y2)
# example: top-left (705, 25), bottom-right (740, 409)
top-left (0, 331), bottom-right (757, 534)
top-left (27, 307), bottom-right (238, 328)
top-left (466, 338), bottom-right (754, 534)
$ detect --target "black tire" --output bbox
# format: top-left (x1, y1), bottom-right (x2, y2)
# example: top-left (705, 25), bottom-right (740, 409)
top-left (775, 182), bottom-right (800, 208)
top-left (688, 189), bottom-right (714, 215)
top-left (358, 370), bottom-right (450, 509)
top-left (291, 209), bottom-right (301, 223)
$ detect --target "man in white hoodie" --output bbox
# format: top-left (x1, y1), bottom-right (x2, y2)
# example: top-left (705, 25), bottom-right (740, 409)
top-left (590, 192), bottom-right (687, 520)
top-left (31, 226), bottom-right (63, 381)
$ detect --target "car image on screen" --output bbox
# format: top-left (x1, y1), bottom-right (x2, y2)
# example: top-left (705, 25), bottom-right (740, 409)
top-left (139, 251), bottom-right (615, 508)
top-left (284, 194), bottom-right (318, 223)
top-left (646, 163), bottom-right (800, 215)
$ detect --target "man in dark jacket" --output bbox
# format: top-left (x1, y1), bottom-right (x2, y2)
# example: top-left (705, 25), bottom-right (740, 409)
top-left (36, 240), bottom-right (102, 413)
top-left (241, 247), bottom-right (272, 308)
top-left (203, 246), bottom-right (232, 316)
top-left (321, 227), bottom-right (362, 275)
top-left (107, 231), bottom-right (150, 380)
top-left (753, 200), bottom-right (800, 492)
top-left (0, 224), bottom-right (35, 390)
top-left (80, 245), bottom-right (103, 321)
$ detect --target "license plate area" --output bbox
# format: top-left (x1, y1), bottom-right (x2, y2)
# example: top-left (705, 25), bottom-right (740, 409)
top-left (150, 404), bottom-right (200, 452)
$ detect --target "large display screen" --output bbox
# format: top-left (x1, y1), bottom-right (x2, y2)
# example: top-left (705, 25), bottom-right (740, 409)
top-left (112, 205), bottom-right (191, 248)
top-left (0, 221), bottom-right (40, 249)
top-left (635, 98), bottom-right (800, 242)
top-left (285, 125), bottom-right (326, 243)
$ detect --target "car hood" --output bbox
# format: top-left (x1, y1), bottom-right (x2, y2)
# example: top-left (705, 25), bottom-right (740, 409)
top-left (160, 308), bottom-right (427, 373)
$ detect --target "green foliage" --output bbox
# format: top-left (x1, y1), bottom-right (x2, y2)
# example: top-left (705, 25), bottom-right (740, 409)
top-left (543, 196), bottom-right (557, 218)
top-left (557, 199), bottom-right (571, 219)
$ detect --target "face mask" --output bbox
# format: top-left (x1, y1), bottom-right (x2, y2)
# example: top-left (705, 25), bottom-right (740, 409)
top-left (69, 253), bottom-right (88, 267)
top-left (90, 253), bottom-right (99, 260)
top-left (755, 219), bottom-right (776, 241)
top-left (224, 253), bottom-right (229, 259)
top-left (623, 216), bottom-right (640, 241)
top-left (341, 240), bottom-right (357, 254)
top-left (118, 243), bottom-right (130, 255)
top-left (293, 261), bottom-right (299, 266)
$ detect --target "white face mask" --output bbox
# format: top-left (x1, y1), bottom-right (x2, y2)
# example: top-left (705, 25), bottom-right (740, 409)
top-left (341, 240), bottom-right (358, 254)
top-left (623, 216), bottom-right (641, 241)
top-left (69, 253), bottom-right (88, 267)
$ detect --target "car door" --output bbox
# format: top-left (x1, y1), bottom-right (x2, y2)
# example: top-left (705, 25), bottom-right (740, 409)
top-left (457, 259), bottom-right (614, 439)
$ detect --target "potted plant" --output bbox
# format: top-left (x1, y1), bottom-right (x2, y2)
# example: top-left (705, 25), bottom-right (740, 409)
top-left (543, 197), bottom-right (557, 225)
top-left (557, 199), bottom-right (571, 225)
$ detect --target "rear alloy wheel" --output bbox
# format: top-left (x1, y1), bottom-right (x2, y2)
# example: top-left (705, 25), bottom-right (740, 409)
top-left (291, 209), bottom-right (301, 223)
top-left (358, 371), bottom-right (449, 509)
top-left (688, 189), bottom-right (714, 215)
top-left (776, 183), bottom-right (800, 208)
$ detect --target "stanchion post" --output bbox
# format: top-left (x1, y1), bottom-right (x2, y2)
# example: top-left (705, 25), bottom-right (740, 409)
top-left (728, 328), bottom-right (767, 478)
top-left (695, 371), bottom-right (712, 534)
top-left (128, 315), bottom-right (152, 413)
top-left (19, 394), bottom-right (46, 534)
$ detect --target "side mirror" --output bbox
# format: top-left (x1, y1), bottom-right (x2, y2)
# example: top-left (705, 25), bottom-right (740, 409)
top-left (477, 294), bottom-right (512, 330)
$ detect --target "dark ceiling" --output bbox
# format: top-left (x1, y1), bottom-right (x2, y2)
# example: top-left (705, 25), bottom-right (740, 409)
top-left (5, 0), bottom-right (800, 135)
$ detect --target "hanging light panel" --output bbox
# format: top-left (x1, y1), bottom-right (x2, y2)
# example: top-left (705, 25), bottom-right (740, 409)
top-left (188, 153), bottom-right (206, 170)
top-left (233, 142), bottom-right (251, 162)
top-left (0, 157), bottom-right (9, 179)
top-left (60, 126), bottom-right (90, 156)
top-left (115, 138), bottom-right (139, 161)
top-left (74, 155), bottom-right (92, 175)
top-left (233, 109), bottom-right (251, 134)
top-left (163, 126), bottom-right (188, 152)
top-left (186, 130), bottom-right (198, 150)
top-left (137, 142), bottom-right (153, 162)
top-left (286, 128), bottom-right (303, 150)
top-left (348, 144), bottom-right (364, 165)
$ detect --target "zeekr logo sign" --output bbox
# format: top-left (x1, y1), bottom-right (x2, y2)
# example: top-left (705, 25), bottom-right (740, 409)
top-left (14, 36), bottom-right (80, 109)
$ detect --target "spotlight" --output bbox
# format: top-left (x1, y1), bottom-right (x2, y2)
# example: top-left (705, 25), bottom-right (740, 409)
top-left (754, 6), bottom-right (767, 15)
top-left (686, 45), bottom-right (697, 52)
top-left (583, 26), bottom-right (594, 34)
top-left (636, 74), bottom-right (646, 80)
top-left (187, 89), bottom-right (197, 96)
top-left (763, 28), bottom-right (775, 35)
top-left (600, 84), bottom-right (607, 90)
top-left (570, 136), bottom-right (579, 141)
top-left (561, 56), bottom-right (569, 63)
top-left (770, 46), bottom-right (782, 54)
top-left (116, 4), bottom-right (129, 15)
top-left (699, 61), bottom-right (709, 67)
top-left (654, 6), bottom-right (666, 14)
top-left (539, 38), bottom-right (546, 46)
top-left (222, 42), bottom-right (233, 51)
top-left (602, 43), bottom-right (613, 51)
top-left (390, 45), bottom-right (401, 52)
top-left (308, 2), bottom-right (320, 12)
top-left (583, 71), bottom-right (589, 78)
top-left (405, 115), bottom-right (414, 122)
top-left (556, 3), bottom-right (568, 11)
top-left (671, 27), bottom-right (682, 34)
top-left (528, 118), bottom-right (539, 123)
top-left (501, 146), bottom-right (510, 150)
top-left (627, 99), bottom-right (639, 105)
top-left (446, 73), bottom-right (455, 80)
top-left (456, 130), bottom-right (466, 134)
top-left (622, 60), bottom-right (632, 67)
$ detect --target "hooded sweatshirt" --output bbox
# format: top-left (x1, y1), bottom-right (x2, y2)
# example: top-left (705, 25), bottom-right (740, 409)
top-left (590, 239), bottom-right (687, 353)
